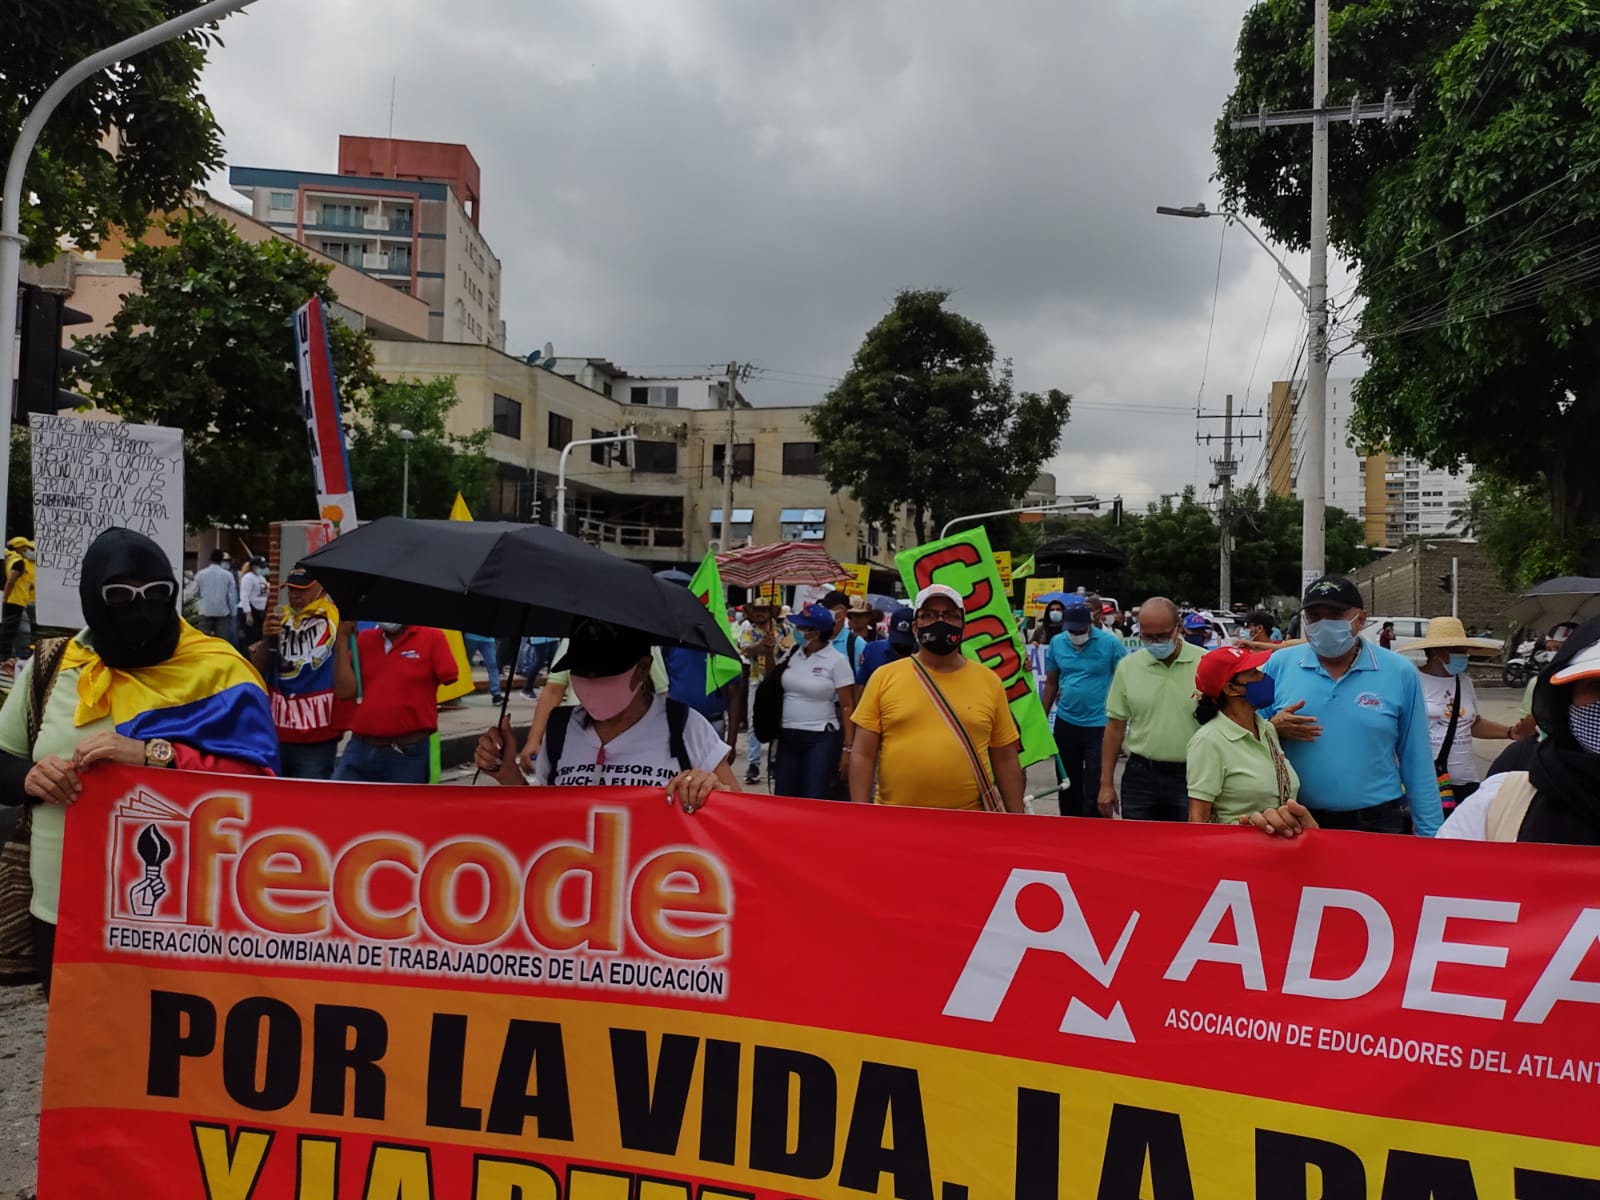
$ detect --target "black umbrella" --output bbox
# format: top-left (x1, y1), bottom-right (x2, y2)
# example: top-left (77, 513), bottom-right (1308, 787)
top-left (299, 517), bottom-right (737, 658)
top-left (1505, 577), bottom-right (1600, 629)
top-left (653, 568), bottom-right (693, 586)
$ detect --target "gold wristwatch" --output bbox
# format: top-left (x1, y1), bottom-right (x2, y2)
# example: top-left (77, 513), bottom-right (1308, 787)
top-left (144, 739), bottom-right (175, 768)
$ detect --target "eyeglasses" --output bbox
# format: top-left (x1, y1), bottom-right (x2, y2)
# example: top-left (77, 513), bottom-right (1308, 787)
top-left (101, 581), bottom-right (176, 608)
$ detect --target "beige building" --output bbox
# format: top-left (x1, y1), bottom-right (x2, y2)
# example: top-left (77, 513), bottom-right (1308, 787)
top-left (371, 340), bottom-right (914, 570)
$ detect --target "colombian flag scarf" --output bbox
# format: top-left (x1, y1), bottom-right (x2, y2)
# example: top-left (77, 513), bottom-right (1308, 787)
top-left (60, 620), bottom-right (280, 770)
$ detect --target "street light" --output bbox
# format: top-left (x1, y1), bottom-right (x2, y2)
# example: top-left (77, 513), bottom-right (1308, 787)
top-left (555, 430), bottom-right (637, 535)
top-left (395, 428), bottom-right (415, 517)
top-left (1157, 200), bottom-right (1326, 590)
top-left (0, 0), bottom-right (258, 543)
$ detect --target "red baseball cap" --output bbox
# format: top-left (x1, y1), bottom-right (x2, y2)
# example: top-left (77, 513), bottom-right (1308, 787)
top-left (1195, 645), bottom-right (1273, 699)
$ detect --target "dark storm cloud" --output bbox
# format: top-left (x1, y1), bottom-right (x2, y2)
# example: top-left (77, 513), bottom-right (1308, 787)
top-left (203, 0), bottom-right (1307, 503)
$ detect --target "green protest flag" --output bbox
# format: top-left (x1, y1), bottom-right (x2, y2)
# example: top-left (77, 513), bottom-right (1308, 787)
top-left (896, 528), bottom-right (1056, 767)
top-left (690, 550), bottom-right (744, 693)
top-left (1013, 553), bottom-right (1036, 580)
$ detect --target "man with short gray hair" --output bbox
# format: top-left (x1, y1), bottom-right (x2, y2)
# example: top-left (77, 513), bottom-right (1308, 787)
top-left (1097, 596), bottom-right (1202, 820)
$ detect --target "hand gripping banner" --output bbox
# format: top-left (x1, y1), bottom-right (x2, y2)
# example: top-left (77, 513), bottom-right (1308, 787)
top-left (39, 767), bottom-right (1600, 1197)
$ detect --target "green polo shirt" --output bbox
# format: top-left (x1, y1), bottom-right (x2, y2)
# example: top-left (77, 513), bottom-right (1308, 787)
top-left (1105, 641), bottom-right (1203, 763)
top-left (1185, 712), bottom-right (1300, 823)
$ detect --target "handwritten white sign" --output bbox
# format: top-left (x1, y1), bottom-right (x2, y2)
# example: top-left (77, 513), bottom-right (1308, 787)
top-left (29, 413), bottom-right (184, 628)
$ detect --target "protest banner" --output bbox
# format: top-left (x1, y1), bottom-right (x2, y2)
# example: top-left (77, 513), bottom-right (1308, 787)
top-left (1023, 576), bottom-right (1065, 619)
top-left (994, 550), bottom-right (1012, 588)
top-left (837, 563), bottom-right (871, 598)
top-left (29, 412), bottom-right (183, 628)
top-left (897, 528), bottom-right (1054, 766)
top-left (41, 766), bottom-right (1600, 1197)
top-left (294, 296), bottom-right (358, 541)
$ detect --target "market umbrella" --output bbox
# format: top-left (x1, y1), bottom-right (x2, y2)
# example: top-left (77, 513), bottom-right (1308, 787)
top-left (715, 542), bottom-right (847, 587)
top-left (299, 517), bottom-right (737, 658)
top-left (1504, 577), bottom-right (1600, 629)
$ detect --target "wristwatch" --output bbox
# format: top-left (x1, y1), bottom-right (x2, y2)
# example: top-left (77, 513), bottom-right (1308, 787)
top-left (144, 739), bottom-right (176, 768)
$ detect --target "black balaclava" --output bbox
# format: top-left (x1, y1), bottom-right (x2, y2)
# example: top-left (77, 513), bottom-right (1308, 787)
top-left (79, 527), bottom-right (182, 669)
top-left (1520, 615), bottom-right (1600, 844)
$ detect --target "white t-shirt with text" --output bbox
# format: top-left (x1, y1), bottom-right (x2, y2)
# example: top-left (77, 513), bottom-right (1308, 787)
top-left (531, 695), bottom-right (729, 788)
top-left (1418, 671), bottom-right (1481, 783)
top-left (780, 643), bottom-right (855, 732)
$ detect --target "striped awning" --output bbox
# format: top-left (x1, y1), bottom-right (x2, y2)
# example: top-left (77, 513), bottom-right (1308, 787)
top-left (716, 542), bottom-right (848, 587)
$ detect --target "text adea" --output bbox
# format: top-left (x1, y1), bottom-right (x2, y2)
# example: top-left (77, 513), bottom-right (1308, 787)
top-left (175, 797), bottom-right (730, 962)
top-left (950, 868), bottom-right (1600, 1030)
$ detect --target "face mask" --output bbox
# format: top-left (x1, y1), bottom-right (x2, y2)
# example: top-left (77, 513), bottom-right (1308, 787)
top-left (571, 668), bottom-right (642, 721)
top-left (1569, 701), bottom-right (1600, 754)
top-left (1068, 631), bottom-right (1091, 648)
top-left (1242, 677), bottom-right (1276, 709)
top-left (1305, 618), bottom-right (1357, 659)
top-left (116, 599), bottom-right (172, 650)
top-left (917, 621), bottom-right (963, 656)
top-left (21, 550), bottom-right (34, 562)
top-left (376, 622), bottom-right (404, 637)
top-left (1144, 639), bottom-right (1175, 661)
top-left (1444, 653), bottom-right (1470, 676)
top-left (1046, 610), bottom-right (1063, 625)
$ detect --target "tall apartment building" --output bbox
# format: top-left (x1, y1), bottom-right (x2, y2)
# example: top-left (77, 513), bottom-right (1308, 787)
top-left (1267, 373), bottom-right (1472, 546)
top-left (231, 136), bottom-right (504, 350)
top-left (370, 340), bottom-right (917, 570)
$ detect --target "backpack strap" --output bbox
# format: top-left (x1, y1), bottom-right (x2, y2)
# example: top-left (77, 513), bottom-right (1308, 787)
top-left (664, 699), bottom-right (693, 774)
top-left (1483, 772), bottom-right (1537, 842)
top-left (846, 632), bottom-right (860, 666)
top-left (544, 707), bottom-right (575, 782)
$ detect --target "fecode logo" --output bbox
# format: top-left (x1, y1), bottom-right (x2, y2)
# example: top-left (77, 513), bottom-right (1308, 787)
top-left (108, 792), bottom-right (732, 962)
top-left (947, 869), bottom-right (1600, 1037)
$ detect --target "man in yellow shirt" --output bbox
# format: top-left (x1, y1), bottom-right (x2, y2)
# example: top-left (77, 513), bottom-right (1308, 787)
top-left (849, 583), bottom-right (1025, 811)
top-left (1, 536), bottom-right (37, 666)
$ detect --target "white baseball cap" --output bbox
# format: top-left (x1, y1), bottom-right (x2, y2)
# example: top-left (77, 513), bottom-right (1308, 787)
top-left (1552, 641), bottom-right (1600, 685)
top-left (914, 583), bottom-right (964, 614)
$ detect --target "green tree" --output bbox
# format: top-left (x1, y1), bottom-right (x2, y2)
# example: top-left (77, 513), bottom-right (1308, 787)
top-left (807, 289), bottom-right (1072, 544)
top-left (5, 0), bottom-right (228, 262)
top-left (1465, 471), bottom-right (1582, 589)
top-left (1215, 0), bottom-right (1600, 567)
top-left (77, 210), bottom-right (377, 531)
top-left (347, 377), bottom-right (495, 519)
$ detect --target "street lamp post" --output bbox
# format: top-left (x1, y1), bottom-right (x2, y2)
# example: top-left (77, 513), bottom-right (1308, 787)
top-left (555, 431), bottom-right (637, 535)
top-left (940, 499), bottom-right (1108, 540)
top-left (1156, 202), bottom-right (1324, 588)
top-left (0, 0), bottom-right (258, 542)
top-left (396, 428), bottom-right (415, 517)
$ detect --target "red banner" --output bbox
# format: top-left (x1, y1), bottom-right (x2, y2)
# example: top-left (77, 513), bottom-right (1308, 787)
top-left (40, 767), bottom-right (1600, 1196)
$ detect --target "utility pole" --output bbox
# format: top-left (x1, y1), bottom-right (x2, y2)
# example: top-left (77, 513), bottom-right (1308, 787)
top-left (718, 361), bottom-right (739, 548)
top-left (1230, 0), bottom-right (1412, 591)
top-left (1199, 393), bottom-right (1260, 611)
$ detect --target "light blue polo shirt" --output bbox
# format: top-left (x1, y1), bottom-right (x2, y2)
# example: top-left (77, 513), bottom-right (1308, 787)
top-left (832, 625), bottom-right (864, 669)
top-left (1046, 627), bottom-right (1127, 728)
top-left (1260, 641), bottom-right (1443, 835)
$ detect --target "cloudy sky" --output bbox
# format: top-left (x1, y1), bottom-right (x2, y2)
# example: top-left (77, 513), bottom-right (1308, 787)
top-left (200, 0), bottom-right (1350, 509)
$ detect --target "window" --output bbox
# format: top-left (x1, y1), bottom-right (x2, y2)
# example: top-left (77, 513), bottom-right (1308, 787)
top-left (629, 385), bottom-right (679, 407)
top-left (709, 508), bottom-right (754, 542)
top-left (547, 412), bottom-right (572, 450)
top-left (711, 442), bottom-right (755, 481)
top-left (490, 394), bottom-right (521, 439)
top-left (320, 241), bottom-right (360, 267)
top-left (782, 442), bottom-right (821, 476)
top-left (269, 191), bottom-right (294, 211)
top-left (780, 508), bottom-right (826, 541)
top-left (634, 441), bottom-right (678, 474)
top-left (390, 206), bottom-right (412, 233)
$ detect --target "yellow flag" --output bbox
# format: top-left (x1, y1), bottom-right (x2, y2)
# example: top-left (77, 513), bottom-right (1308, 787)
top-left (436, 493), bottom-right (477, 703)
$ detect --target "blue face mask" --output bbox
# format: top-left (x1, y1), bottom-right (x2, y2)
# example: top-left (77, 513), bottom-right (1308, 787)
top-left (1144, 639), bottom-right (1176, 661)
top-left (1242, 677), bottom-right (1276, 709)
top-left (1305, 618), bottom-right (1357, 659)
top-left (1445, 653), bottom-right (1470, 676)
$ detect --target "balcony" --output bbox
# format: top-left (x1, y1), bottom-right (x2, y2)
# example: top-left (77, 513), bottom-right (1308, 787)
top-left (575, 518), bottom-right (684, 550)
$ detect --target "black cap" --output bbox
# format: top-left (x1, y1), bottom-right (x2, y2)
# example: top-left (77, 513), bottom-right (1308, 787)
top-left (1301, 574), bottom-right (1363, 611)
top-left (820, 589), bottom-right (849, 609)
top-left (286, 564), bottom-right (314, 588)
top-left (552, 619), bottom-right (653, 677)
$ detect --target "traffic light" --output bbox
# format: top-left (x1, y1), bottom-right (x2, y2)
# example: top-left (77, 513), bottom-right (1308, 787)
top-left (14, 284), bottom-right (92, 424)
top-left (1112, 496), bottom-right (1124, 527)
top-left (1438, 573), bottom-right (1453, 594)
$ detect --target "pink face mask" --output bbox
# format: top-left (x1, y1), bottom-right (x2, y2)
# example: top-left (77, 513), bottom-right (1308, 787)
top-left (570, 668), bottom-right (641, 720)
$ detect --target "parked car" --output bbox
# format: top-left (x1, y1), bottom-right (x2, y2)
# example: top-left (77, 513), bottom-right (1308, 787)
top-left (1359, 616), bottom-right (1429, 655)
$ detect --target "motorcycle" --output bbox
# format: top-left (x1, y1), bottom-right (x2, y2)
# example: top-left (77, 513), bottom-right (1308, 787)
top-left (1501, 639), bottom-right (1555, 689)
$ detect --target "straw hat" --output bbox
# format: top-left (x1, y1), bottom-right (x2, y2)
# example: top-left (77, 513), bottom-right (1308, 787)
top-left (1409, 616), bottom-right (1502, 658)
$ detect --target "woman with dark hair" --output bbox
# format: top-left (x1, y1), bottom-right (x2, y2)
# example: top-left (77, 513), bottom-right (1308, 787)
top-left (0, 528), bottom-right (278, 994)
top-left (1185, 645), bottom-right (1298, 824)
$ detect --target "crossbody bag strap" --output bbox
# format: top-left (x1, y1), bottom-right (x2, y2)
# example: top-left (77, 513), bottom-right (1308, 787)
top-left (1264, 723), bottom-right (1293, 807)
top-left (1434, 676), bottom-right (1463, 777)
top-left (27, 637), bottom-right (70, 755)
top-left (909, 660), bottom-right (1004, 813)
